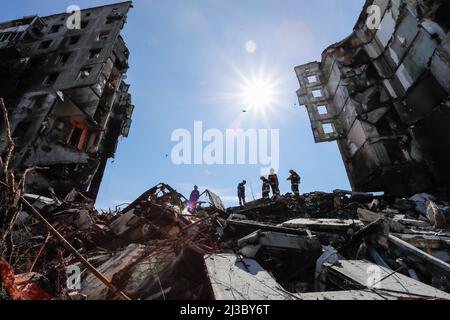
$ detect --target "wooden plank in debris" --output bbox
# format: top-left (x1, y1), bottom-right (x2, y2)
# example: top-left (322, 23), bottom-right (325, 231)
top-left (204, 254), bottom-right (295, 300)
top-left (281, 218), bottom-right (363, 232)
top-left (325, 260), bottom-right (450, 300)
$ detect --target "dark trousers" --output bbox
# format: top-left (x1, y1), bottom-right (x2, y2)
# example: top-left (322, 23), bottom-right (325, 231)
top-left (271, 185), bottom-right (280, 197)
top-left (292, 183), bottom-right (300, 196)
top-left (238, 195), bottom-right (246, 207)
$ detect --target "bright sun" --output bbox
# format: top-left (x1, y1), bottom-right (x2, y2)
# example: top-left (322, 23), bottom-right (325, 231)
top-left (226, 63), bottom-right (281, 119)
top-left (242, 78), bottom-right (276, 110)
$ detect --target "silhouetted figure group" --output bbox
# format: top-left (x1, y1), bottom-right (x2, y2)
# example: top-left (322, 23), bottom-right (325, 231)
top-left (238, 168), bottom-right (302, 207)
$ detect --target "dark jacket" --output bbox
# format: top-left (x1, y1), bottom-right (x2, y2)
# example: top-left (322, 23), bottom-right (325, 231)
top-left (262, 179), bottom-right (270, 192)
top-left (288, 172), bottom-right (301, 185)
top-left (237, 183), bottom-right (246, 197)
top-left (190, 190), bottom-right (200, 202)
top-left (268, 174), bottom-right (279, 186)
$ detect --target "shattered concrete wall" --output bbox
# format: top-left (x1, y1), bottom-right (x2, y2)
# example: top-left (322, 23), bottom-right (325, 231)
top-left (295, 0), bottom-right (450, 198)
top-left (0, 2), bottom-right (134, 201)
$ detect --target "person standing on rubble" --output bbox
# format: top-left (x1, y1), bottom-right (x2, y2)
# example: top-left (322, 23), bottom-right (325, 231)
top-left (268, 169), bottom-right (280, 199)
top-left (237, 180), bottom-right (247, 207)
top-left (287, 169), bottom-right (301, 197)
top-left (188, 185), bottom-right (200, 212)
top-left (260, 176), bottom-right (271, 200)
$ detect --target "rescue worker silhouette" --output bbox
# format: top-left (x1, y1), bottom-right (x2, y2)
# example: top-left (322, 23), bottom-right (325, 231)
top-left (287, 169), bottom-right (301, 197)
top-left (268, 169), bottom-right (280, 198)
top-left (260, 176), bottom-right (271, 200)
top-left (188, 185), bottom-right (200, 212)
top-left (237, 180), bottom-right (247, 207)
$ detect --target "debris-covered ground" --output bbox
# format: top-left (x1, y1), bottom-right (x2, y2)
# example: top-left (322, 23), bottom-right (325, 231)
top-left (1, 95), bottom-right (450, 300)
top-left (1, 172), bottom-right (449, 300)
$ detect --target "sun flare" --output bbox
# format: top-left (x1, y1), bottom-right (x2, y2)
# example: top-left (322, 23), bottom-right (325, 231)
top-left (242, 78), bottom-right (276, 110)
top-left (223, 61), bottom-right (283, 123)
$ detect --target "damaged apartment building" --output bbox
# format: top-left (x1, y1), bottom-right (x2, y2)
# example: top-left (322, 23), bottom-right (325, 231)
top-left (295, 0), bottom-right (450, 199)
top-left (0, 2), bottom-right (134, 201)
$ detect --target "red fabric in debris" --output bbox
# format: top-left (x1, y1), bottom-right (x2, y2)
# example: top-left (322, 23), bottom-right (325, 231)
top-left (0, 258), bottom-right (52, 300)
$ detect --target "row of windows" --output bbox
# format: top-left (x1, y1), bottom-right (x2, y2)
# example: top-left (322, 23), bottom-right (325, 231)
top-left (0, 31), bottom-right (24, 42)
top-left (49, 19), bottom-right (89, 34)
top-left (39, 40), bottom-right (108, 86)
top-left (43, 49), bottom-right (102, 86)
top-left (43, 62), bottom-right (97, 86)
top-left (38, 8), bottom-right (124, 86)
top-left (38, 31), bottom-right (110, 49)
top-left (0, 7), bottom-right (122, 44)
top-left (48, 7), bottom-right (121, 35)
top-left (52, 48), bottom-right (102, 67)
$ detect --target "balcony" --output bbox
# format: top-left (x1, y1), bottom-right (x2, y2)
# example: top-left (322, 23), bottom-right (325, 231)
top-left (0, 16), bottom-right (45, 58)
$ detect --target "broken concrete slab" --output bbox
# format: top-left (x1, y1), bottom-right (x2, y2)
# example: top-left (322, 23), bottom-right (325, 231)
top-left (225, 219), bottom-right (310, 239)
top-left (357, 208), bottom-right (407, 233)
top-left (109, 210), bottom-right (142, 236)
top-left (205, 190), bottom-right (226, 213)
top-left (295, 289), bottom-right (429, 301)
top-left (324, 260), bottom-right (450, 300)
top-left (281, 218), bottom-right (363, 233)
top-left (238, 231), bottom-right (321, 258)
top-left (393, 233), bottom-right (450, 250)
top-left (81, 244), bottom-right (152, 300)
top-left (388, 234), bottom-right (450, 278)
top-left (203, 254), bottom-right (295, 300)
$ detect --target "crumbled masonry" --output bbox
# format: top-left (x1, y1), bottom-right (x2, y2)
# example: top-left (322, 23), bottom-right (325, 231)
top-left (295, 0), bottom-right (450, 198)
top-left (2, 0), bottom-right (450, 301)
top-left (1, 179), bottom-right (449, 300)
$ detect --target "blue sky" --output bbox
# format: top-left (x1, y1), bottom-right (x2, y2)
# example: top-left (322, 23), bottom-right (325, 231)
top-left (2, 0), bottom-right (365, 208)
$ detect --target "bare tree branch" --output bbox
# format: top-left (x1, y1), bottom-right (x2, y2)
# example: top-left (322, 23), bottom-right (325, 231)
top-left (0, 97), bottom-right (15, 178)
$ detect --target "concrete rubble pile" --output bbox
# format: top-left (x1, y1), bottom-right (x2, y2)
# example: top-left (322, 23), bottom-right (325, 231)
top-left (1, 179), bottom-right (450, 300)
top-left (0, 183), bottom-right (222, 300)
top-left (218, 191), bottom-right (450, 300)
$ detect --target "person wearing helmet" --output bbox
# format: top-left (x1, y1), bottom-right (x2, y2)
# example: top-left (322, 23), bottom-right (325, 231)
top-left (237, 180), bottom-right (247, 207)
top-left (268, 169), bottom-right (280, 199)
top-left (260, 176), bottom-right (271, 200)
top-left (287, 169), bottom-right (301, 197)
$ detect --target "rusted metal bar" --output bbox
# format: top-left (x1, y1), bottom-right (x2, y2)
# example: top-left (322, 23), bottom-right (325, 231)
top-left (19, 195), bottom-right (131, 300)
top-left (28, 232), bottom-right (51, 273)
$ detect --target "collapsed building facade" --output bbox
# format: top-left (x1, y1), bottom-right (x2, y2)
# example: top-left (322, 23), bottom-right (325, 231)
top-left (0, 2), bottom-right (134, 201)
top-left (295, 0), bottom-right (450, 198)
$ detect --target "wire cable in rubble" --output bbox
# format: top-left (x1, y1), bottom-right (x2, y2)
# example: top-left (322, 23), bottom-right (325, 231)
top-left (0, 183), bottom-right (131, 301)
